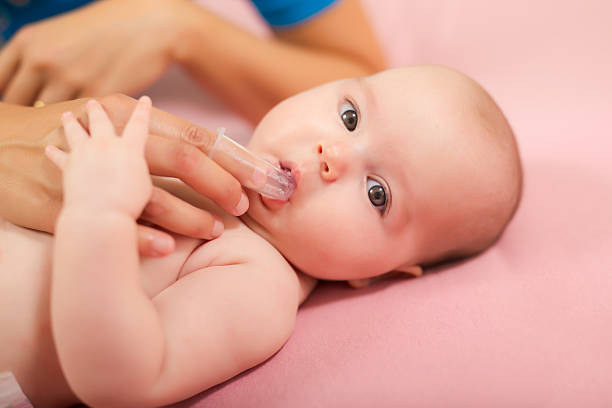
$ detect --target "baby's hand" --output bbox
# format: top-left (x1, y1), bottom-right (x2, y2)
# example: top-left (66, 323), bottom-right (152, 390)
top-left (45, 97), bottom-right (152, 219)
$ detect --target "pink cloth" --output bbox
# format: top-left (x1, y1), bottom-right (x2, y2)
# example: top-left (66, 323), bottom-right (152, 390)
top-left (148, 0), bottom-right (612, 406)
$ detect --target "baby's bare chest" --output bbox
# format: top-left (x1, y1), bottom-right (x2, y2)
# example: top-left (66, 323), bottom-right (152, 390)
top-left (0, 221), bottom-right (199, 308)
top-left (0, 220), bottom-right (199, 371)
top-left (0, 220), bottom-right (205, 405)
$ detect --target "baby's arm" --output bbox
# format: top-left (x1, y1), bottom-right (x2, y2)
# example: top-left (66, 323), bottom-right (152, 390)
top-left (144, 239), bottom-right (299, 405)
top-left (48, 99), bottom-right (301, 407)
top-left (48, 98), bottom-right (169, 405)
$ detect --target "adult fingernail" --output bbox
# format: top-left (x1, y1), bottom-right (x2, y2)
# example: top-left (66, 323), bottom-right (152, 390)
top-left (152, 236), bottom-right (173, 255)
top-left (233, 193), bottom-right (249, 215)
top-left (211, 220), bottom-right (224, 238)
top-left (251, 168), bottom-right (267, 188)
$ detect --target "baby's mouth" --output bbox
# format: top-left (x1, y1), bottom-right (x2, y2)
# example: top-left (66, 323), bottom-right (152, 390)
top-left (279, 160), bottom-right (301, 187)
top-left (260, 160), bottom-right (299, 210)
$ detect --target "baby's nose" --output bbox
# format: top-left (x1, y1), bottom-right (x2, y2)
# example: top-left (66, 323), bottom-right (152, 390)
top-left (317, 141), bottom-right (351, 182)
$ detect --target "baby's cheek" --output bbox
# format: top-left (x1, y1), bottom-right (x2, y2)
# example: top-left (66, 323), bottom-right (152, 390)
top-left (286, 216), bottom-right (375, 278)
top-left (281, 183), bottom-right (384, 277)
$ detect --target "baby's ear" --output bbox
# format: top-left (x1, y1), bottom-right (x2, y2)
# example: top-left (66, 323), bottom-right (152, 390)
top-left (395, 264), bottom-right (423, 277)
top-left (347, 278), bottom-right (371, 289)
top-left (347, 265), bottom-right (423, 289)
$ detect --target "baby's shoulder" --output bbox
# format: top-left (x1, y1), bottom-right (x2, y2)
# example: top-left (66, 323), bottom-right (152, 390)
top-left (153, 177), bottom-right (300, 293)
top-left (181, 215), bottom-right (294, 279)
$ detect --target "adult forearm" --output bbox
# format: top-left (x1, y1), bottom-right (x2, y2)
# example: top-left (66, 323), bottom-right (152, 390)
top-left (51, 210), bottom-right (165, 405)
top-left (174, 9), bottom-right (380, 124)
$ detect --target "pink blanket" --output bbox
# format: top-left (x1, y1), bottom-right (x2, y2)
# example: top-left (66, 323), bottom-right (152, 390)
top-left (145, 0), bottom-right (612, 406)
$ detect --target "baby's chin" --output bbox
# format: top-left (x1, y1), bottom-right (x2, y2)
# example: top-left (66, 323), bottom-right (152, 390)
top-left (278, 249), bottom-right (384, 281)
top-left (301, 268), bottom-right (382, 281)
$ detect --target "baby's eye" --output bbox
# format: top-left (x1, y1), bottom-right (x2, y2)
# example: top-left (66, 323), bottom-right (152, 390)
top-left (339, 100), bottom-right (358, 131)
top-left (367, 178), bottom-right (388, 214)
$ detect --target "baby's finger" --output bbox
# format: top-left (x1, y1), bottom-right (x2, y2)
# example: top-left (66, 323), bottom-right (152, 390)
top-left (44, 145), bottom-right (68, 171)
top-left (61, 111), bottom-right (89, 148)
top-left (86, 99), bottom-right (115, 138)
top-left (122, 95), bottom-right (151, 150)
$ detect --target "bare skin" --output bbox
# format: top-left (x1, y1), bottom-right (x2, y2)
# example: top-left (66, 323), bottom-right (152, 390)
top-left (0, 100), bottom-right (317, 407)
top-left (0, 67), bottom-right (521, 407)
top-left (0, 94), bottom-right (257, 257)
top-left (0, 0), bottom-right (387, 259)
top-left (0, 0), bottom-right (385, 124)
top-left (0, 191), bottom-right (317, 407)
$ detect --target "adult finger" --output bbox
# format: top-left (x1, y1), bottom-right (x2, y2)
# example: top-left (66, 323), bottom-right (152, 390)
top-left (97, 95), bottom-right (263, 187)
top-left (146, 135), bottom-right (249, 216)
top-left (140, 186), bottom-right (223, 240)
top-left (148, 105), bottom-right (218, 150)
top-left (122, 95), bottom-right (151, 150)
top-left (136, 224), bottom-right (176, 257)
top-left (0, 40), bottom-right (20, 95)
top-left (86, 99), bottom-right (115, 138)
top-left (3, 65), bottom-right (43, 105)
top-left (148, 110), bottom-right (265, 188)
top-left (44, 145), bottom-right (68, 171)
top-left (37, 81), bottom-right (78, 105)
top-left (207, 128), bottom-right (267, 190)
top-left (98, 94), bottom-right (216, 147)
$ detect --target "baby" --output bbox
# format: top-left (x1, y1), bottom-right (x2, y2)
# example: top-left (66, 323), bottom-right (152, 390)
top-left (0, 65), bottom-right (521, 407)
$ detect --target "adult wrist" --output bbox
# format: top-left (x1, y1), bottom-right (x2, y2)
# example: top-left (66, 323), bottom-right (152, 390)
top-left (169, 1), bottom-right (211, 66)
top-left (0, 104), bottom-right (34, 142)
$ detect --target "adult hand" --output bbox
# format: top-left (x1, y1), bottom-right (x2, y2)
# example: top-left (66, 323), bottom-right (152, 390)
top-left (0, 94), bottom-right (259, 257)
top-left (0, 0), bottom-right (191, 105)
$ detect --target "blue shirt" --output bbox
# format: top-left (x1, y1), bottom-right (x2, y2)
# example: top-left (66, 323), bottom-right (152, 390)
top-left (250, 0), bottom-right (337, 28)
top-left (0, 0), bottom-right (338, 43)
top-left (0, 0), bottom-right (92, 42)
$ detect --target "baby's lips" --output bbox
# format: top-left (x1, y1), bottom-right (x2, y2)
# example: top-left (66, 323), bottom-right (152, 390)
top-left (261, 194), bottom-right (289, 211)
top-left (279, 160), bottom-right (301, 187)
top-left (259, 160), bottom-right (299, 210)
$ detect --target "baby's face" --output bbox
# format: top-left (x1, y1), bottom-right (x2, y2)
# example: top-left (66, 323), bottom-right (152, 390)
top-left (244, 66), bottom-right (515, 280)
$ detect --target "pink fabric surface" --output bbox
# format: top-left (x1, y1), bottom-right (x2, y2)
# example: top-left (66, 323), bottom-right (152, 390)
top-left (149, 0), bottom-right (612, 406)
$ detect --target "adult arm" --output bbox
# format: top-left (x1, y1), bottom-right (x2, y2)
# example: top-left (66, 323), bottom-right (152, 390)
top-left (0, 0), bottom-right (386, 123)
top-left (176, 0), bottom-right (387, 123)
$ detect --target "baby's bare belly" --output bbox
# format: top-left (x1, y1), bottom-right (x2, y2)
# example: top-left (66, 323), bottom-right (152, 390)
top-left (0, 219), bottom-right (201, 407)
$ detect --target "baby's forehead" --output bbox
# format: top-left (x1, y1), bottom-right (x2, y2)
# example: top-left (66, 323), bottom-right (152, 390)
top-left (368, 65), bottom-right (475, 87)
top-left (362, 67), bottom-right (520, 264)
top-left (366, 68), bottom-right (503, 201)
top-left (366, 66), bottom-right (484, 112)
top-left (366, 72), bottom-right (482, 148)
